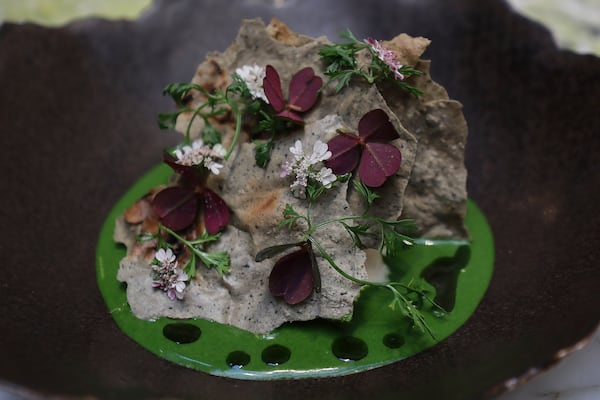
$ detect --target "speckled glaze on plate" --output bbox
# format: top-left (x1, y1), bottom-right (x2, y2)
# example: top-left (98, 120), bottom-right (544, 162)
top-left (1, 0), bottom-right (599, 399)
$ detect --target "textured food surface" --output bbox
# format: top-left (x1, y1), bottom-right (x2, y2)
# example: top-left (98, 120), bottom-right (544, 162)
top-left (115, 19), bottom-right (468, 333)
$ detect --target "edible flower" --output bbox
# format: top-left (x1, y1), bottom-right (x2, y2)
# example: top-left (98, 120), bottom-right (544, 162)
top-left (235, 64), bottom-right (268, 103)
top-left (174, 139), bottom-right (227, 175)
top-left (364, 38), bottom-right (405, 80)
top-left (281, 139), bottom-right (336, 197)
top-left (152, 248), bottom-right (189, 300)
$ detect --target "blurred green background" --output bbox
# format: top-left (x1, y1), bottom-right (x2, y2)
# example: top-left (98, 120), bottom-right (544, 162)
top-left (0, 0), bottom-right (151, 25)
top-left (0, 0), bottom-right (598, 55)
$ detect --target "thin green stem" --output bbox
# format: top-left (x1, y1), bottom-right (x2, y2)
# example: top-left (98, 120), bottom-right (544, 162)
top-left (160, 225), bottom-right (194, 249)
top-left (224, 103), bottom-right (242, 160)
top-left (307, 235), bottom-right (373, 287)
top-left (185, 103), bottom-right (209, 142)
top-left (310, 214), bottom-right (372, 233)
top-left (307, 231), bottom-right (438, 340)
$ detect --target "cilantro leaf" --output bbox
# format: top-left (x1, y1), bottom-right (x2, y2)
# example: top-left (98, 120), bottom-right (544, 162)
top-left (254, 139), bottom-right (274, 169)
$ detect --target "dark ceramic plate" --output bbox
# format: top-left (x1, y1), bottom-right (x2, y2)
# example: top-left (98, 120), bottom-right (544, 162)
top-left (1, 0), bottom-right (599, 399)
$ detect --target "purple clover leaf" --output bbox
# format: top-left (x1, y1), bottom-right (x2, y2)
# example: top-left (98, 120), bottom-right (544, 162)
top-left (263, 65), bottom-right (323, 124)
top-left (256, 242), bottom-right (321, 305)
top-left (151, 153), bottom-right (230, 234)
top-left (325, 109), bottom-right (401, 187)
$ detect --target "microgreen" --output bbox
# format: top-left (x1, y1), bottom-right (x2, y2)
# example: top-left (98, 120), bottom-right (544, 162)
top-left (250, 109), bottom-right (286, 168)
top-left (325, 109), bottom-right (402, 187)
top-left (263, 65), bottom-right (323, 124)
top-left (159, 225), bottom-right (231, 277)
top-left (253, 139), bottom-right (274, 169)
top-left (319, 29), bottom-right (423, 95)
top-left (159, 64), bottom-right (325, 170)
top-left (158, 81), bottom-right (241, 158)
top-left (279, 204), bottom-right (308, 230)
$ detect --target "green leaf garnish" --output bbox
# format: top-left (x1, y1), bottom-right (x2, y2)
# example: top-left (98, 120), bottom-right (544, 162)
top-left (352, 179), bottom-right (381, 208)
top-left (254, 139), bottom-right (274, 169)
top-left (157, 111), bottom-right (183, 130)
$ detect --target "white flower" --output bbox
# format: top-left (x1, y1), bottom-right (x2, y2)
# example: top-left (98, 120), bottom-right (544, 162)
top-left (169, 269), bottom-right (189, 300)
top-left (152, 247), bottom-right (189, 301)
top-left (236, 64), bottom-right (268, 103)
top-left (211, 143), bottom-right (227, 158)
top-left (174, 139), bottom-right (226, 175)
top-left (155, 248), bottom-right (176, 266)
top-left (289, 140), bottom-right (305, 160)
top-left (315, 167), bottom-right (336, 188)
top-left (308, 140), bottom-right (332, 164)
top-left (205, 160), bottom-right (224, 175)
top-left (281, 139), bottom-right (337, 197)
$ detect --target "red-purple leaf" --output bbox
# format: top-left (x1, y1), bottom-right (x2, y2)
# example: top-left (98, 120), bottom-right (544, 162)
top-left (326, 109), bottom-right (402, 187)
top-left (325, 134), bottom-right (361, 174)
top-left (264, 65), bottom-right (322, 123)
top-left (202, 188), bottom-right (229, 234)
top-left (359, 142), bottom-right (402, 187)
top-left (358, 109), bottom-right (399, 142)
top-left (151, 186), bottom-right (199, 231)
top-left (288, 67), bottom-right (323, 112)
top-left (274, 109), bottom-right (304, 124)
top-left (255, 243), bottom-right (303, 262)
top-left (269, 246), bottom-right (314, 305)
top-left (263, 65), bottom-right (286, 112)
top-left (163, 152), bottom-right (206, 187)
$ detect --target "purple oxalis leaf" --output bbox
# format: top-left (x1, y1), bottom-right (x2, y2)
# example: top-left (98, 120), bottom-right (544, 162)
top-left (202, 188), bottom-right (230, 234)
top-left (263, 65), bottom-right (286, 112)
top-left (151, 186), bottom-right (199, 231)
top-left (263, 65), bottom-right (322, 124)
top-left (325, 109), bottom-right (402, 187)
top-left (358, 109), bottom-right (399, 142)
top-left (288, 67), bottom-right (323, 112)
top-left (269, 245), bottom-right (314, 305)
top-left (163, 152), bottom-right (207, 187)
top-left (325, 134), bottom-right (361, 174)
top-left (359, 142), bottom-right (402, 187)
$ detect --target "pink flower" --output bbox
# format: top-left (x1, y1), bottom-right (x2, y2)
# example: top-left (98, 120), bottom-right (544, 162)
top-left (151, 248), bottom-right (189, 300)
top-left (365, 38), bottom-right (405, 80)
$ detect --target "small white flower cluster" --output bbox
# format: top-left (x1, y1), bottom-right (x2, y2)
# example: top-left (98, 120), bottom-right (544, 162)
top-left (174, 139), bottom-right (227, 175)
top-left (235, 64), bottom-right (269, 103)
top-left (151, 248), bottom-right (189, 300)
top-left (365, 38), bottom-right (405, 80)
top-left (281, 140), bottom-right (337, 197)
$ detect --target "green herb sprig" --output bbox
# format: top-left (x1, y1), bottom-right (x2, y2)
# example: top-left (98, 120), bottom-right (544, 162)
top-left (274, 178), bottom-right (442, 339)
top-left (319, 29), bottom-right (423, 95)
top-left (158, 81), bottom-right (247, 161)
top-left (159, 224), bottom-right (231, 278)
top-left (158, 74), bottom-right (300, 169)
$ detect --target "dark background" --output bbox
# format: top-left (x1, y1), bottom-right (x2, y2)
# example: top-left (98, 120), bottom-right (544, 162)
top-left (1, 0), bottom-right (599, 399)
